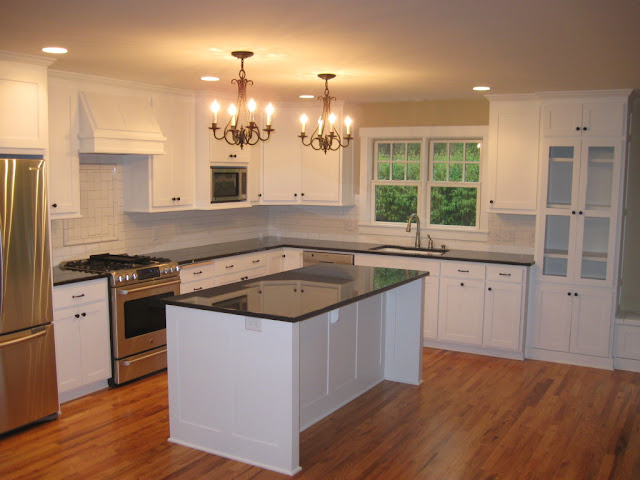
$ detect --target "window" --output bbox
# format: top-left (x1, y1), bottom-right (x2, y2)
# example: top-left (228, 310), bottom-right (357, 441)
top-left (370, 138), bottom-right (482, 229)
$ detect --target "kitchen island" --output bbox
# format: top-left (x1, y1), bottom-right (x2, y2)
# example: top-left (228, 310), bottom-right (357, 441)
top-left (164, 264), bottom-right (428, 475)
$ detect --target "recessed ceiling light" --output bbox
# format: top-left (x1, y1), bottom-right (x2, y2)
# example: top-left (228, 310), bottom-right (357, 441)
top-left (473, 86), bottom-right (491, 91)
top-left (42, 47), bottom-right (68, 54)
top-left (201, 76), bottom-right (220, 82)
top-left (209, 48), bottom-right (222, 52)
top-left (299, 95), bottom-right (314, 99)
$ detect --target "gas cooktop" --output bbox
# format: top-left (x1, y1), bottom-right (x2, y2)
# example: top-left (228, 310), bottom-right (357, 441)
top-left (60, 253), bottom-right (180, 286)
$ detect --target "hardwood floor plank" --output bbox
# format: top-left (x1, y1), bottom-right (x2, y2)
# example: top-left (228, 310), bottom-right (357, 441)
top-left (2, 348), bottom-right (640, 480)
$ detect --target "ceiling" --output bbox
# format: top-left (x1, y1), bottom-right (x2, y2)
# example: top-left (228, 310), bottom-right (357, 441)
top-left (1, 0), bottom-right (639, 103)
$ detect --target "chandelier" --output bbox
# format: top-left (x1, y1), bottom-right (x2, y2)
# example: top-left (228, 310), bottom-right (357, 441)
top-left (209, 51), bottom-right (274, 149)
top-left (299, 74), bottom-right (353, 154)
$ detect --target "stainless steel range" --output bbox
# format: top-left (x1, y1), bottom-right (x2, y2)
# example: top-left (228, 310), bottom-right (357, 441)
top-left (61, 253), bottom-right (181, 384)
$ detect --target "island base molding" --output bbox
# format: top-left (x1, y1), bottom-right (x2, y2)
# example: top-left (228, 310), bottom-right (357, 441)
top-left (166, 279), bottom-right (424, 475)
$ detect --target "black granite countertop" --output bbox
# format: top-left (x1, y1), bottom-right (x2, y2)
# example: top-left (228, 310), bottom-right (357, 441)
top-left (151, 236), bottom-right (535, 267)
top-left (164, 263), bottom-right (428, 323)
top-left (52, 266), bottom-right (110, 286)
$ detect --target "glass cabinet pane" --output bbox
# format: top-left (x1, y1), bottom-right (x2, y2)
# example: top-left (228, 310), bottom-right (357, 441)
top-left (581, 216), bottom-right (610, 280)
top-left (584, 146), bottom-right (614, 210)
top-left (547, 146), bottom-right (575, 208)
top-left (543, 214), bottom-right (571, 277)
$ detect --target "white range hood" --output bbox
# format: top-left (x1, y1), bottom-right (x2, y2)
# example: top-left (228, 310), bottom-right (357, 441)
top-left (78, 91), bottom-right (166, 155)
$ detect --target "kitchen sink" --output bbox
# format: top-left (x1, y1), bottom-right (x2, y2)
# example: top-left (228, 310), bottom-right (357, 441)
top-left (370, 245), bottom-right (449, 256)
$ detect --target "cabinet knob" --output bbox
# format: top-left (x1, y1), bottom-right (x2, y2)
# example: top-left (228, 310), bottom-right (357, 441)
top-left (293, 288), bottom-right (297, 292)
top-left (81, 312), bottom-right (86, 317)
top-left (489, 200), bottom-right (494, 204)
top-left (51, 203), bottom-right (58, 208)
top-left (572, 211), bottom-right (576, 215)
top-left (301, 193), bottom-right (305, 196)
top-left (574, 292), bottom-right (579, 296)
top-left (177, 197), bottom-right (181, 201)
top-left (258, 193), bottom-right (262, 197)
top-left (294, 193), bottom-right (298, 197)
top-left (488, 287), bottom-right (492, 291)
top-left (567, 292), bottom-right (572, 296)
top-left (75, 313), bottom-right (80, 318)
top-left (460, 282), bottom-right (465, 287)
top-left (301, 289), bottom-right (305, 293)
top-left (582, 127), bottom-right (587, 131)
top-left (172, 197), bottom-right (176, 201)
top-left (578, 211), bottom-right (583, 215)
top-left (576, 126), bottom-right (581, 131)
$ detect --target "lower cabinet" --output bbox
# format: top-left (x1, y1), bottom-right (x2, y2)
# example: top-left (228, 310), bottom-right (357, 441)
top-left (483, 281), bottom-right (524, 351)
top-left (529, 283), bottom-right (613, 358)
top-left (180, 261), bottom-right (215, 293)
top-left (53, 278), bottom-right (111, 402)
top-left (267, 248), bottom-right (303, 274)
top-left (438, 277), bottom-right (485, 345)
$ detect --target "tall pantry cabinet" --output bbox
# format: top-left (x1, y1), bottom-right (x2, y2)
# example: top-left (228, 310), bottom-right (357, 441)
top-left (527, 91), bottom-right (631, 368)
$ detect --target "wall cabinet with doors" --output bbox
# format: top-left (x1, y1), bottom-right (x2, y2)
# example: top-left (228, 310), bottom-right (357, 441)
top-left (260, 105), bottom-right (354, 205)
top-left (0, 54), bottom-right (52, 152)
top-left (123, 92), bottom-right (195, 212)
top-left (486, 95), bottom-right (540, 213)
top-left (52, 278), bottom-right (111, 403)
top-left (528, 92), bottom-right (630, 368)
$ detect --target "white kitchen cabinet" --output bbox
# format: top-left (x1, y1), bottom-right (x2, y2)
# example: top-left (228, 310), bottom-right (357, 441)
top-left (541, 99), bottom-right (626, 137)
top-left (267, 248), bottom-right (303, 274)
top-left (180, 261), bottom-right (215, 294)
top-left (529, 283), bottom-right (613, 359)
top-left (0, 55), bottom-right (51, 151)
top-left (438, 277), bottom-right (485, 346)
top-left (53, 278), bottom-right (111, 402)
top-left (214, 251), bottom-right (268, 285)
top-left (260, 104), bottom-right (353, 205)
top-left (123, 92), bottom-right (195, 212)
top-left (47, 77), bottom-right (81, 217)
top-left (537, 137), bottom-right (623, 286)
top-left (486, 96), bottom-right (540, 213)
top-left (483, 265), bottom-right (526, 352)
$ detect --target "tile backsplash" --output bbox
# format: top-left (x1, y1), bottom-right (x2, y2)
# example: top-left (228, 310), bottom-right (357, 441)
top-left (51, 162), bottom-right (535, 266)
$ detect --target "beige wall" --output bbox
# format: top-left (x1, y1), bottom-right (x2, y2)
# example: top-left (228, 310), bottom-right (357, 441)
top-left (353, 99), bottom-right (489, 128)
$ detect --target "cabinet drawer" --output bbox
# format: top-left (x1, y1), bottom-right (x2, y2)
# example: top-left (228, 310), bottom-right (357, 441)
top-left (53, 278), bottom-right (107, 310)
top-left (180, 278), bottom-right (213, 294)
top-left (180, 261), bottom-right (215, 282)
top-left (441, 262), bottom-right (485, 279)
top-left (216, 266), bottom-right (268, 286)
top-left (486, 265), bottom-right (524, 284)
top-left (214, 252), bottom-right (266, 275)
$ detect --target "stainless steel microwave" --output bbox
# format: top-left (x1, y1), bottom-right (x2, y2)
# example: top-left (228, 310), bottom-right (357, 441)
top-left (211, 166), bottom-right (247, 203)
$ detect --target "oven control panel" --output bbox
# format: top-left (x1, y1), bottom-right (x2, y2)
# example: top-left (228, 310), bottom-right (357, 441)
top-left (110, 263), bottom-right (180, 286)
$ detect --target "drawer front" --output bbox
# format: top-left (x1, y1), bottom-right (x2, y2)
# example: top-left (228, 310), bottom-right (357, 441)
top-left (486, 265), bottom-right (524, 284)
top-left (53, 278), bottom-right (107, 310)
top-left (441, 261), bottom-right (485, 279)
top-left (214, 252), bottom-right (266, 275)
top-left (180, 261), bottom-right (215, 282)
top-left (216, 266), bottom-right (268, 286)
top-left (180, 278), bottom-right (214, 294)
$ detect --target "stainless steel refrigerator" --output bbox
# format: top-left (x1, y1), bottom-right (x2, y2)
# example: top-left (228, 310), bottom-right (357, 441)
top-left (0, 156), bottom-right (58, 435)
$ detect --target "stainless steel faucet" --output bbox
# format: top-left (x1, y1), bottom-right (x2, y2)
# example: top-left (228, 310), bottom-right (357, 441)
top-left (406, 214), bottom-right (421, 248)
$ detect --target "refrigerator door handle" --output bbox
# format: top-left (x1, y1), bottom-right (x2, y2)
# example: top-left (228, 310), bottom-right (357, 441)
top-left (0, 327), bottom-right (46, 349)
top-left (0, 222), bottom-right (3, 315)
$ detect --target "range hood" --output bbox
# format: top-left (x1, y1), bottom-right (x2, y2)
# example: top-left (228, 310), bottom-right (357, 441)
top-left (78, 91), bottom-right (166, 155)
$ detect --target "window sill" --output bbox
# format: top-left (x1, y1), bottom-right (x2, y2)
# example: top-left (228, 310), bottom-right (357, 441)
top-left (357, 223), bottom-right (489, 242)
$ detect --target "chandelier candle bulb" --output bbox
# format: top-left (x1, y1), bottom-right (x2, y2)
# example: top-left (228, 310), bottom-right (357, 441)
top-left (248, 99), bottom-right (257, 123)
top-left (345, 116), bottom-right (352, 136)
top-left (300, 114), bottom-right (308, 134)
top-left (210, 100), bottom-right (220, 124)
top-left (266, 103), bottom-right (274, 127)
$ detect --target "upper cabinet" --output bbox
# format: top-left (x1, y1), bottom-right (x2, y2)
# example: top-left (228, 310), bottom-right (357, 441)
top-left (0, 55), bottom-right (52, 152)
top-left (260, 104), bottom-right (354, 206)
top-left (486, 95), bottom-right (540, 213)
top-left (541, 97), bottom-right (627, 137)
top-left (124, 92), bottom-right (195, 212)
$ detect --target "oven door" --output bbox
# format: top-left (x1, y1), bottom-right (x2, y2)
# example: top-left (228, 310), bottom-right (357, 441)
top-left (112, 277), bottom-right (180, 360)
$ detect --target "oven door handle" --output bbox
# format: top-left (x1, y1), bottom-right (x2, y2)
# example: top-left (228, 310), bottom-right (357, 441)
top-left (119, 279), bottom-right (181, 295)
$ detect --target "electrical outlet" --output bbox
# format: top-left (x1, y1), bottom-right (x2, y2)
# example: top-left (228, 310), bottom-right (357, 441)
top-left (245, 317), bottom-right (262, 332)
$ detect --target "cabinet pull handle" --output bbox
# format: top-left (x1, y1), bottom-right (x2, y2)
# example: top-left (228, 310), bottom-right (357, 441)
top-left (242, 276), bottom-right (248, 281)
top-left (457, 269), bottom-right (469, 273)
top-left (252, 259), bottom-right (261, 263)
top-left (498, 273), bottom-right (511, 276)
top-left (72, 293), bottom-right (85, 299)
top-left (193, 287), bottom-right (203, 291)
top-left (226, 265), bottom-right (234, 269)
top-left (193, 271), bottom-right (203, 275)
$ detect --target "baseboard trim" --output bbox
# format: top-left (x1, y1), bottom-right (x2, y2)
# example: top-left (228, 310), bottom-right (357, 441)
top-left (525, 347), bottom-right (614, 370)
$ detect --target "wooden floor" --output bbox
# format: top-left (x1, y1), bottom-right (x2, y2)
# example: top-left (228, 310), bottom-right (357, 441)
top-left (2, 348), bottom-right (640, 480)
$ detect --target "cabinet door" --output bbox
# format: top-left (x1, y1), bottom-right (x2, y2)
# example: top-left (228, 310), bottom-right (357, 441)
top-left (530, 284), bottom-right (573, 352)
top-left (261, 106), bottom-right (300, 203)
top-left (487, 99), bottom-right (539, 212)
top-left (53, 311), bottom-right (83, 393)
top-left (282, 248), bottom-right (302, 271)
top-left (78, 302), bottom-right (111, 384)
top-left (570, 288), bottom-right (613, 357)
top-left (582, 102), bottom-right (626, 137)
top-left (210, 137), bottom-right (250, 164)
top-left (422, 275), bottom-right (439, 340)
top-left (300, 284), bottom-right (340, 313)
top-left (48, 80), bottom-right (80, 217)
top-left (541, 103), bottom-right (584, 137)
top-left (328, 304), bottom-right (357, 394)
top-left (483, 282), bottom-right (523, 351)
top-left (299, 312), bottom-right (329, 408)
top-left (300, 144), bottom-right (341, 203)
top-left (261, 282), bottom-right (300, 318)
top-left (437, 278), bottom-right (484, 345)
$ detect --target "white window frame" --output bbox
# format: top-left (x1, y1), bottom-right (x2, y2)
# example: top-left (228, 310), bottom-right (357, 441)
top-left (358, 126), bottom-right (489, 242)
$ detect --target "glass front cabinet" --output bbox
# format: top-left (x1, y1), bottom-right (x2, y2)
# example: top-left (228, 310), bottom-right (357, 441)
top-left (537, 138), bottom-right (622, 286)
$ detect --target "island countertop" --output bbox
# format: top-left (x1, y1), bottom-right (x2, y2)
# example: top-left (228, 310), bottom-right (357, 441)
top-left (164, 263), bottom-right (429, 323)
